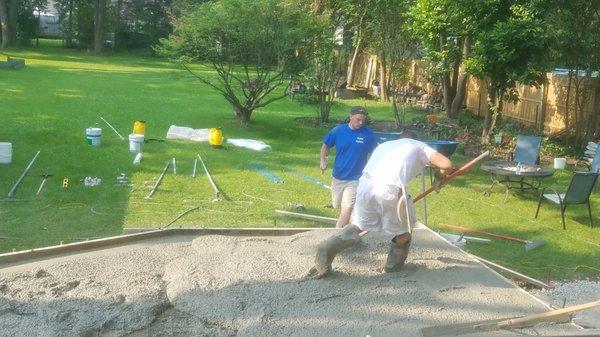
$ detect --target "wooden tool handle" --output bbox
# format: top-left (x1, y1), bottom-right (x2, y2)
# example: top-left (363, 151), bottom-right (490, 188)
top-left (495, 300), bottom-right (600, 329)
top-left (414, 151), bottom-right (490, 202)
top-left (438, 223), bottom-right (526, 244)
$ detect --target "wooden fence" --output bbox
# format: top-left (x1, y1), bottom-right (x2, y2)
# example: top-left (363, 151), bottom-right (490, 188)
top-left (351, 55), bottom-right (599, 134)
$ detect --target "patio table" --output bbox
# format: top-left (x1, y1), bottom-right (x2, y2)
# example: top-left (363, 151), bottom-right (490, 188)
top-left (481, 160), bottom-right (554, 202)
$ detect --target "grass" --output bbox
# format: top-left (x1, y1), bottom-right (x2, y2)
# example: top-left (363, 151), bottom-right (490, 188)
top-left (0, 41), bottom-right (599, 281)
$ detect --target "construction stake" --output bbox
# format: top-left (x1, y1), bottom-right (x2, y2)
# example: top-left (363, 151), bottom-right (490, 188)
top-left (145, 160), bottom-right (170, 199)
top-left (8, 150), bottom-right (41, 198)
top-left (192, 158), bottom-right (198, 178)
top-left (197, 154), bottom-right (221, 200)
top-left (100, 116), bottom-right (126, 141)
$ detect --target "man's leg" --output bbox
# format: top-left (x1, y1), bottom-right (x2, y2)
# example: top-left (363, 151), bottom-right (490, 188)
top-left (382, 193), bottom-right (415, 273)
top-left (385, 232), bottom-right (411, 273)
top-left (309, 225), bottom-right (361, 278)
top-left (335, 181), bottom-right (358, 228)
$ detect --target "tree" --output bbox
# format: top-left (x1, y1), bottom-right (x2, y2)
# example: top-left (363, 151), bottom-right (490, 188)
top-left (93, 0), bottom-right (106, 54)
top-left (0, 0), bottom-right (17, 48)
top-left (546, 0), bottom-right (600, 145)
top-left (410, 0), bottom-right (494, 118)
top-left (55, 0), bottom-right (94, 48)
top-left (364, 0), bottom-right (418, 102)
top-left (298, 4), bottom-right (346, 123)
top-left (158, 0), bottom-right (316, 124)
top-left (465, 2), bottom-right (552, 142)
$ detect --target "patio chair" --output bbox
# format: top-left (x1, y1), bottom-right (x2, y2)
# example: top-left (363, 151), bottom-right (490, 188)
top-left (510, 135), bottom-right (542, 165)
top-left (535, 171), bottom-right (599, 229)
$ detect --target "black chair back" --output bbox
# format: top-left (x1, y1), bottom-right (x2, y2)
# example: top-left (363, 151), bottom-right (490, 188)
top-left (564, 172), bottom-right (599, 204)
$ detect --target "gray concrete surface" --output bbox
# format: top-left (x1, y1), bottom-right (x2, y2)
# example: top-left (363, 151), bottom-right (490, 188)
top-left (0, 228), bottom-right (596, 337)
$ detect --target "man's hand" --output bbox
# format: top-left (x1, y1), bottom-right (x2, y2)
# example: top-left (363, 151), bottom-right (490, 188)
top-left (433, 168), bottom-right (454, 192)
top-left (319, 159), bottom-right (327, 174)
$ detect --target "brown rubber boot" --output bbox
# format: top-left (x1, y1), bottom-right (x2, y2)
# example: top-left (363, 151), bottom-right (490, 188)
top-left (309, 225), bottom-right (361, 278)
top-left (384, 237), bottom-right (411, 273)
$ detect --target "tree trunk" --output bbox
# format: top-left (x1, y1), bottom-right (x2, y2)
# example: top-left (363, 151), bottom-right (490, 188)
top-left (448, 37), bottom-right (471, 119)
top-left (481, 88), bottom-right (497, 143)
top-left (94, 0), bottom-right (106, 54)
top-left (6, 0), bottom-right (15, 45)
top-left (0, 0), bottom-right (8, 48)
top-left (347, 35), bottom-right (362, 87)
top-left (378, 52), bottom-right (388, 102)
top-left (564, 70), bottom-right (573, 145)
top-left (114, 0), bottom-right (122, 50)
top-left (585, 78), bottom-right (600, 142)
top-left (0, 0), bottom-right (17, 48)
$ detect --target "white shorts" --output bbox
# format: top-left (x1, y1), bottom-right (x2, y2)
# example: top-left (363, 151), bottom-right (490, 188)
top-left (331, 177), bottom-right (358, 209)
top-left (350, 175), bottom-right (416, 236)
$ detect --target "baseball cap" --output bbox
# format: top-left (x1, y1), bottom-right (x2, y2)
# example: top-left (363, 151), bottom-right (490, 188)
top-left (350, 106), bottom-right (367, 115)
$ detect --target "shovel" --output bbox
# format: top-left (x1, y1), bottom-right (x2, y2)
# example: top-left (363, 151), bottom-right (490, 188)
top-left (438, 223), bottom-right (545, 251)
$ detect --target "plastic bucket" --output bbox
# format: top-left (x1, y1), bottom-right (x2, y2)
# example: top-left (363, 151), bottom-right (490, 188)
top-left (86, 128), bottom-right (102, 147)
top-left (554, 157), bottom-right (566, 169)
top-left (133, 120), bottom-right (146, 135)
top-left (129, 134), bottom-right (144, 153)
top-left (0, 142), bottom-right (12, 164)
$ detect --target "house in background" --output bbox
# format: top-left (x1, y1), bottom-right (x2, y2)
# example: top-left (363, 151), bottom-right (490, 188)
top-left (34, 0), bottom-right (61, 38)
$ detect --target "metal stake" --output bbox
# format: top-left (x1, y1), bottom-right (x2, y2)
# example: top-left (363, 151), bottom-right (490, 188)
top-left (172, 157), bottom-right (176, 175)
top-left (145, 161), bottom-right (170, 199)
top-left (197, 154), bottom-right (221, 200)
top-left (100, 116), bottom-right (126, 141)
top-left (8, 150), bottom-right (41, 198)
top-left (192, 158), bottom-right (198, 178)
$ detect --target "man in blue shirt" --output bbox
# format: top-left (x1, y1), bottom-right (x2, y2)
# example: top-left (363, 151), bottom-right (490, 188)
top-left (320, 106), bottom-right (377, 228)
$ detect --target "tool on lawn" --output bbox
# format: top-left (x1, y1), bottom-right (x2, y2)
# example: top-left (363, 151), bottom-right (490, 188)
top-left (36, 173), bottom-right (53, 196)
top-left (8, 150), bottom-right (41, 198)
top-left (192, 158), bottom-right (198, 178)
top-left (438, 223), bottom-right (545, 251)
top-left (62, 178), bottom-right (69, 188)
top-left (145, 160), bottom-right (170, 199)
top-left (197, 154), bottom-right (221, 201)
top-left (414, 150), bottom-right (490, 202)
top-left (421, 299), bottom-right (600, 337)
top-left (172, 157), bottom-right (177, 175)
top-left (100, 116), bottom-right (126, 141)
top-left (161, 206), bottom-right (200, 229)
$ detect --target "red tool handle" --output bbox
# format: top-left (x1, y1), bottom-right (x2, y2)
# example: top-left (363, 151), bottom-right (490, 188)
top-left (413, 151), bottom-right (490, 203)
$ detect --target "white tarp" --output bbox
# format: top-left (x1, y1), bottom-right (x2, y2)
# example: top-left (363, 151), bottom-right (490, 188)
top-left (227, 138), bottom-right (271, 151)
top-left (166, 125), bottom-right (210, 142)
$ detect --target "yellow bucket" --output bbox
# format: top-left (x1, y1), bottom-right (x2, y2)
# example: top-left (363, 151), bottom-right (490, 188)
top-left (209, 128), bottom-right (224, 147)
top-left (133, 120), bottom-right (146, 135)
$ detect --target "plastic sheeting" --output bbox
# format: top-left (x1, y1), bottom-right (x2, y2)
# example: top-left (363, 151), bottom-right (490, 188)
top-left (166, 125), bottom-right (210, 142)
top-left (227, 138), bottom-right (271, 151)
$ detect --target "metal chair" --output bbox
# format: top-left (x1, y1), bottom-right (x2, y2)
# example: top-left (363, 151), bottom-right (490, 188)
top-left (535, 172), bottom-right (599, 229)
top-left (510, 135), bottom-right (542, 165)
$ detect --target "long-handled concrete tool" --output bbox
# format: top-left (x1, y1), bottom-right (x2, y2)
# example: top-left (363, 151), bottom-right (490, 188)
top-left (421, 299), bottom-right (600, 337)
top-left (8, 150), bottom-right (40, 198)
top-left (438, 223), bottom-right (545, 251)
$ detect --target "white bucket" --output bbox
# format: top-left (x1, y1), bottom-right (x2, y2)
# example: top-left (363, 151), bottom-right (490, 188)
top-left (554, 157), bottom-right (566, 169)
top-left (86, 127), bottom-right (102, 147)
top-left (0, 142), bottom-right (12, 164)
top-left (129, 134), bottom-right (144, 153)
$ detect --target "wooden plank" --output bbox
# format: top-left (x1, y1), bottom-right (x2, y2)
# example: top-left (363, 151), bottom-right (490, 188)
top-left (275, 210), bottom-right (337, 225)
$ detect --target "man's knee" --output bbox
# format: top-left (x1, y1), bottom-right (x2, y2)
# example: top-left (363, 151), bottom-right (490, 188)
top-left (393, 232), bottom-right (411, 245)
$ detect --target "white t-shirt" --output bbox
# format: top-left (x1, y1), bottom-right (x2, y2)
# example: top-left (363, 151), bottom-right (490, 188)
top-left (363, 138), bottom-right (437, 189)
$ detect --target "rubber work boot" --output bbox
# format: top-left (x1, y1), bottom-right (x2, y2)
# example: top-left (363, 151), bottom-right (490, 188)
top-left (384, 238), bottom-right (411, 273)
top-left (309, 225), bottom-right (361, 278)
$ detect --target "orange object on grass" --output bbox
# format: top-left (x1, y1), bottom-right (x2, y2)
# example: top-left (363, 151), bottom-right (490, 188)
top-left (426, 114), bottom-right (438, 122)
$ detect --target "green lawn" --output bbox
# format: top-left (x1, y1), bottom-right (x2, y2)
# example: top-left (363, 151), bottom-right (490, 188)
top-left (1, 43), bottom-right (598, 280)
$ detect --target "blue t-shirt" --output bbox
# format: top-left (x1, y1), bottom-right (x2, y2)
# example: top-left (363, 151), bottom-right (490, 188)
top-left (323, 123), bottom-right (377, 181)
